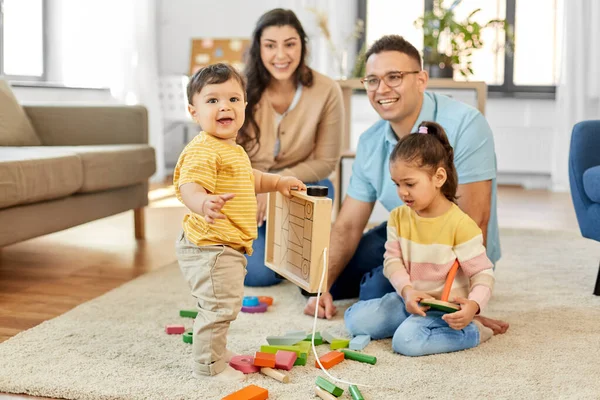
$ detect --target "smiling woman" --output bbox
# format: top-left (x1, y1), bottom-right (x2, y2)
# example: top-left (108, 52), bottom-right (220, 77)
top-left (239, 8), bottom-right (344, 288)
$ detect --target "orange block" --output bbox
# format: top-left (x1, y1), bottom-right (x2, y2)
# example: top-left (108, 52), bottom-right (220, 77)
top-left (222, 384), bottom-right (268, 400)
top-left (258, 296), bottom-right (273, 306)
top-left (253, 351), bottom-right (276, 368)
top-left (315, 351), bottom-right (344, 369)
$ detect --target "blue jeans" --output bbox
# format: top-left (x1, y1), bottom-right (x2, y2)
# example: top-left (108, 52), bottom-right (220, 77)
top-left (244, 179), bottom-right (335, 287)
top-left (345, 292), bottom-right (480, 356)
top-left (329, 221), bottom-right (395, 301)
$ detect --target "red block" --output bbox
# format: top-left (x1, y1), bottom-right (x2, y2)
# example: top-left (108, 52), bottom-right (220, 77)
top-left (230, 355), bottom-right (260, 374)
top-left (164, 325), bottom-right (185, 334)
top-left (275, 350), bottom-right (297, 371)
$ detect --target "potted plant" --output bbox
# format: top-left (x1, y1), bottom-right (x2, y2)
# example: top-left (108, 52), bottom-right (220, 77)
top-left (415, 0), bottom-right (514, 79)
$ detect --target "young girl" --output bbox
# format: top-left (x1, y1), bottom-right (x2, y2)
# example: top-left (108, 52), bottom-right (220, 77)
top-left (344, 121), bottom-right (495, 356)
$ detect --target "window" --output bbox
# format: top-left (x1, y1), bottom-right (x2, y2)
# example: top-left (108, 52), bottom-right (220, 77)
top-left (0, 0), bottom-right (45, 80)
top-left (360, 0), bottom-right (561, 96)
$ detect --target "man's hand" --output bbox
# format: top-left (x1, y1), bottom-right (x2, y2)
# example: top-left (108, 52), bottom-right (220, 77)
top-left (256, 193), bottom-right (268, 227)
top-left (404, 289), bottom-right (433, 317)
top-left (442, 297), bottom-right (479, 330)
top-left (276, 177), bottom-right (306, 197)
top-left (303, 292), bottom-right (337, 319)
top-left (202, 193), bottom-right (235, 223)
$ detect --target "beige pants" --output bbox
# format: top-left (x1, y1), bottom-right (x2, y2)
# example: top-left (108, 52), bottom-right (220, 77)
top-left (175, 231), bottom-right (247, 376)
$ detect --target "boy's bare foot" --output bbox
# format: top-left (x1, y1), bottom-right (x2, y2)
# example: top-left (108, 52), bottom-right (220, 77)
top-left (193, 366), bottom-right (246, 382)
top-left (473, 319), bottom-right (494, 344)
top-left (474, 315), bottom-right (509, 335)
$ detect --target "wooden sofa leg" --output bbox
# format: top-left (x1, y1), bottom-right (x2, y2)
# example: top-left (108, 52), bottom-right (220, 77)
top-left (134, 207), bottom-right (145, 240)
top-left (594, 260), bottom-right (600, 296)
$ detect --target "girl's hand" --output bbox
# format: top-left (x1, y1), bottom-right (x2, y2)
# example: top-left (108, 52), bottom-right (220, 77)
top-left (404, 289), bottom-right (433, 317)
top-left (276, 177), bottom-right (306, 197)
top-left (442, 297), bottom-right (479, 330)
top-left (202, 193), bottom-right (235, 224)
top-left (256, 193), bottom-right (268, 227)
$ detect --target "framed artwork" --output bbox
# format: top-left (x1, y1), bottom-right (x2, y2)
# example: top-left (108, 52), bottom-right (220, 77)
top-left (189, 38), bottom-right (250, 76)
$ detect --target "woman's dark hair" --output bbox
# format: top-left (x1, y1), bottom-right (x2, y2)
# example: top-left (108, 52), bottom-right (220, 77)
top-left (238, 8), bottom-right (313, 154)
top-left (390, 121), bottom-right (458, 202)
top-left (186, 63), bottom-right (246, 105)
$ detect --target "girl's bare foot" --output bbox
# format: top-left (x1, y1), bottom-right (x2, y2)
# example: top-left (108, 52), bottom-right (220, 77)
top-left (193, 366), bottom-right (246, 382)
top-left (474, 315), bottom-right (509, 334)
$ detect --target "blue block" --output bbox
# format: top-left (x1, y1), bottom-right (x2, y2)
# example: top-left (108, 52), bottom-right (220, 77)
top-left (242, 296), bottom-right (259, 307)
top-left (349, 335), bottom-right (371, 351)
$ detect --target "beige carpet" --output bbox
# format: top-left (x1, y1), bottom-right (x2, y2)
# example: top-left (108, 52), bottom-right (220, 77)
top-left (1, 228), bottom-right (599, 400)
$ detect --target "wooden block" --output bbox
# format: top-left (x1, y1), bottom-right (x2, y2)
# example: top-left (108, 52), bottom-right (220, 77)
top-left (315, 351), bottom-right (344, 369)
top-left (260, 344), bottom-right (302, 356)
top-left (179, 309), bottom-right (197, 318)
top-left (221, 384), bottom-right (268, 400)
top-left (340, 349), bottom-right (377, 365)
top-left (265, 190), bottom-right (332, 293)
top-left (293, 352), bottom-right (307, 366)
top-left (257, 296), bottom-right (273, 306)
top-left (260, 367), bottom-right (290, 383)
top-left (253, 352), bottom-right (276, 368)
top-left (229, 355), bottom-right (260, 374)
top-left (349, 385), bottom-right (366, 400)
top-left (321, 330), bottom-right (336, 344)
top-left (242, 296), bottom-right (260, 307)
top-left (315, 386), bottom-right (338, 400)
top-left (330, 339), bottom-right (350, 350)
top-left (304, 332), bottom-right (323, 345)
top-left (274, 350), bottom-right (297, 371)
top-left (164, 324), bottom-right (185, 334)
top-left (266, 335), bottom-right (304, 346)
top-left (349, 335), bottom-right (371, 351)
top-left (182, 331), bottom-right (192, 344)
top-left (296, 340), bottom-right (311, 354)
top-left (315, 376), bottom-right (344, 397)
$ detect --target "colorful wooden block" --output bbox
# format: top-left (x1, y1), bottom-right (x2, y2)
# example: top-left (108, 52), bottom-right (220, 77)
top-left (222, 384), bottom-right (268, 400)
top-left (164, 324), bottom-right (185, 334)
top-left (296, 340), bottom-right (311, 354)
top-left (349, 385), bottom-right (366, 400)
top-left (315, 351), bottom-right (344, 369)
top-left (257, 296), bottom-right (273, 306)
top-left (304, 331), bottom-right (323, 345)
top-left (349, 335), bottom-right (371, 351)
top-left (229, 355), bottom-right (260, 374)
top-left (266, 335), bottom-right (304, 346)
top-left (340, 349), bottom-right (377, 365)
top-left (321, 330), bottom-right (336, 344)
top-left (315, 376), bottom-right (344, 397)
top-left (315, 386), bottom-right (337, 400)
top-left (241, 302), bottom-right (268, 313)
top-left (260, 344), bottom-right (302, 356)
top-left (260, 367), bottom-right (290, 383)
top-left (253, 352), bottom-right (276, 368)
top-left (183, 330), bottom-right (193, 344)
top-left (274, 350), bottom-right (297, 371)
top-left (242, 296), bottom-right (260, 307)
top-left (330, 339), bottom-right (350, 350)
top-left (179, 309), bottom-right (197, 318)
top-left (293, 352), bottom-right (307, 366)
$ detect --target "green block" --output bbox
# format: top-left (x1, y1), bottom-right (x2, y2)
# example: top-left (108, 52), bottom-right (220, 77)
top-left (179, 309), bottom-right (198, 318)
top-left (304, 332), bottom-right (323, 345)
top-left (260, 344), bottom-right (302, 356)
top-left (349, 385), bottom-right (365, 400)
top-left (296, 340), bottom-right (311, 354)
top-left (293, 352), bottom-right (307, 366)
top-left (340, 349), bottom-right (376, 365)
top-left (315, 376), bottom-right (344, 397)
top-left (183, 330), bottom-right (193, 344)
top-left (330, 339), bottom-right (350, 350)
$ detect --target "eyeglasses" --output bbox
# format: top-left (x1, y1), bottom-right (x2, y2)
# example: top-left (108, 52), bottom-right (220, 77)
top-left (360, 71), bottom-right (421, 92)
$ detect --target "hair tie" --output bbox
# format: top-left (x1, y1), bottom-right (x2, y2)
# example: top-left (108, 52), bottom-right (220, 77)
top-left (418, 126), bottom-right (428, 134)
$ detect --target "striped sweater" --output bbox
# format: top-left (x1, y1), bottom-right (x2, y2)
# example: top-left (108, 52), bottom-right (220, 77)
top-left (383, 203), bottom-right (495, 311)
top-left (173, 132), bottom-right (257, 255)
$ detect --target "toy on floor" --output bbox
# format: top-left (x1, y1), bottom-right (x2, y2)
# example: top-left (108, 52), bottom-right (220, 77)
top-left (182, 330), bottom-right (193, 344)
top-left (260, 367), bottom-right (290, 383)
top-left (264, 186), bottom-right (332, 294)
top-left (222, 384), bottom-right (268, 400)
top-left (164, 324), bottom-right (185, 334)
top-left (419, 259), bottom-right (461, 313)
top-left (241, 296), bottom-right (271, 313)
top-left (315, 376), bottom-right (344, 397)
top-left (230, 355), bottom-right (260, 374)
top-left (315, 386), bottom-right (338, 400)
top-left (349, 385), bottom-right (365, 400)
top-left (179, 309), bottom-right (198, 318)
top-left (340, 349), bottom-right (377, 365)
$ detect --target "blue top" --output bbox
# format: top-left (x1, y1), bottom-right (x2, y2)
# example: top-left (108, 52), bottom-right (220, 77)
top-left (347, 92), bottom-right (501, 264)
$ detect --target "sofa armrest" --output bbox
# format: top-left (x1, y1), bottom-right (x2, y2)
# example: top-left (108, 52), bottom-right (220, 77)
top-left (23, 105), bottom-right (148, 145)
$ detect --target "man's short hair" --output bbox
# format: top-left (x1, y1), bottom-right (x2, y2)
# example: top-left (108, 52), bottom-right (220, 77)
top-left (365, 35), bottom-right (422, 69)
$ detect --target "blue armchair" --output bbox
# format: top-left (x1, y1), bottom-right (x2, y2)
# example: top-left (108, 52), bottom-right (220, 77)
top-left (568, 120), bottom-right (600, 295)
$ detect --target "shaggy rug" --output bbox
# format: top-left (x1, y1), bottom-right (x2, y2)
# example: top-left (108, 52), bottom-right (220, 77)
top-left (0, 228), bottom-right (599, 400)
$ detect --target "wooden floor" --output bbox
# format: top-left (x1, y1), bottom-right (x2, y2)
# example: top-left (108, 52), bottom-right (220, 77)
top-left (0, 185), bottom-right (580, 399)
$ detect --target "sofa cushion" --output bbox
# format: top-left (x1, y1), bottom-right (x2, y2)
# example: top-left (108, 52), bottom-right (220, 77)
top-left (583, 165), bottom-right (600, 203)
top-left (0, 81), bottom-right (42, 146)
top-left (49, 145), bottom-right (156, 193)
top-left (0, 147), bottom-right (83, 209)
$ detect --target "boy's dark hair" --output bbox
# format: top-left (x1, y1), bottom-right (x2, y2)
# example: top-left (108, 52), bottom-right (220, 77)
top-left (365, 35), bottom-right (422, 69)
top-left (390, 121), bottom-right (458, 203)
top-left (186, 63), bottom-right (246, 105)
top-left (238, 8), bottom-right (313, 154)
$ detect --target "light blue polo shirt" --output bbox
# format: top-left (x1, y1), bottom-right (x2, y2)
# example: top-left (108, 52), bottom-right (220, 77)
top-left (347, 92), bottom-right (501, 264)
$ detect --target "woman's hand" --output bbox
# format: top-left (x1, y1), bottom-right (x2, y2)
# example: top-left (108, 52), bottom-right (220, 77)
top-left (276, 177), bottom-right (306, 197)
top-left (442, 297), bottom-right (479, 330)
top-left (256, 193), bottom-right (268, 227)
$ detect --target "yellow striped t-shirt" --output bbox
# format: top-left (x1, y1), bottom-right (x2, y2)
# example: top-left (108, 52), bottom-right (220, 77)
top-left (173, 132), bottom-right (257, 254)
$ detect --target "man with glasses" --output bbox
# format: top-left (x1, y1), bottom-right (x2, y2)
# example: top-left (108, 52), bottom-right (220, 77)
top-left (304, 35), bottom-right (508, 334)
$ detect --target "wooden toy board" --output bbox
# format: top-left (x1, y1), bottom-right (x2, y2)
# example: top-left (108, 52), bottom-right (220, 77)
top-left (265, 191), bottom-right (332, 293)
top-left (189, 38), bottom-right (250, 76)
